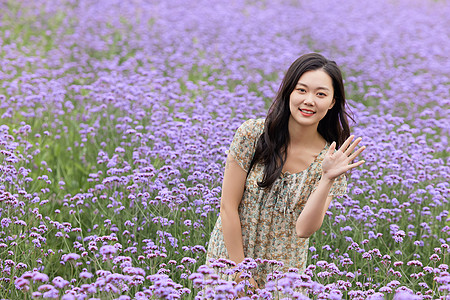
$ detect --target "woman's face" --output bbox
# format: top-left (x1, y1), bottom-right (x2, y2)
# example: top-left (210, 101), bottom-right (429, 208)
top-left (289, 69), bottom-right (335, 128)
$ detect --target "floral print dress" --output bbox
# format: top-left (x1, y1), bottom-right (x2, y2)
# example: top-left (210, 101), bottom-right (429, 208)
top-left (206, 118), bottom-right (347, 287)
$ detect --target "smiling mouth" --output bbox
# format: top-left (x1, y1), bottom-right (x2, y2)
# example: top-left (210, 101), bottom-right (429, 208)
top-left (299, 108), bottom-right (315, 114)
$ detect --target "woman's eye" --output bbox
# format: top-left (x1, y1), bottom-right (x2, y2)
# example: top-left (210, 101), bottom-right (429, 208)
top-left (317, 92), bottom-right (326, 97)
top-left (297, 88), bottom-right (306, 93)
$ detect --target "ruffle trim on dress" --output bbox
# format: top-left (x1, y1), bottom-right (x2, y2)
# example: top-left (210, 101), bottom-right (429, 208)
top-left (260, 171), bottom-right (308, 216)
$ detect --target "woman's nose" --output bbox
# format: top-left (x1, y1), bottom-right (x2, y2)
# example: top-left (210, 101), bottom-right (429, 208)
top-left (303, 94), bottom-right (314, 105)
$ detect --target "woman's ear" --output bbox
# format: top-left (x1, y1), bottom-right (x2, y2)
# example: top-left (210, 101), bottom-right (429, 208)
top-left (329, 98), bottom-right (336, 110)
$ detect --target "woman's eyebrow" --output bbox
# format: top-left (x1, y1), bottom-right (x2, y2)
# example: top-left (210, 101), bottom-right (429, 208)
top-left (296, 82), bottom-right (331, 91)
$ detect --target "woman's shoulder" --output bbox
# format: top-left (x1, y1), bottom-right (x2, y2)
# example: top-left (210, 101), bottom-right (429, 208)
top-left (228, 118), bottom-right (265, 172)
top-left (237, 118), bottom-right (265, 134)
top-left (230, 118), bottom-right (265, 150)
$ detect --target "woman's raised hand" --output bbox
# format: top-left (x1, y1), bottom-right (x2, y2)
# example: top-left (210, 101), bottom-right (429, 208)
top-left (321, 135), bottom-right (366, 181)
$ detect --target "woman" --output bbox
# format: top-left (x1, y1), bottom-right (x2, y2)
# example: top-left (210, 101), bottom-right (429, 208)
top-left (206, 53), bottom-right (366, 290)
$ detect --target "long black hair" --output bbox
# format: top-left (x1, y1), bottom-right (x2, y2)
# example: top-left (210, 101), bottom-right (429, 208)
top-left (248, 53), bottom-right (351, 189)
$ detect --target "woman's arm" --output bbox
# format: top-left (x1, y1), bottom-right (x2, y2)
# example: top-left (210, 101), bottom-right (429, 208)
top-left (220, 154), bottom-right (247, 265)
top-left (296, 178), bottom-right (335, 238)
top-left (296, 136), bottom-right (366, 238)
top-left (295, 178), bottom-right (334, 238)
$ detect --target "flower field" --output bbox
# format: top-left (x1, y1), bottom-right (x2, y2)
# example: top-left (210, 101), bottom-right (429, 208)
top-left (1, 0), bottom-right (449, 299)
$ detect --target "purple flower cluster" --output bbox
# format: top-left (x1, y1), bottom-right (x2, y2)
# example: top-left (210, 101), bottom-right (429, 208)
top-left (0, 0), bottom-right (448, 299)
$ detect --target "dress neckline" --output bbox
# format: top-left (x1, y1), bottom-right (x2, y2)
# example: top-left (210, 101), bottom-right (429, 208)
top-left (281, 143), bottom-right (329, 177)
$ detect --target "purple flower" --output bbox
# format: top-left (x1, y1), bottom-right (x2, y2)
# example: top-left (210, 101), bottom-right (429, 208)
top-left (387, 281), bottom-right (400, 288)
top-left (379, 286), bottom-right (393, 293)
top-left (100, 245), bottom-right (117, 256)
top-left (38, 284), bottom-right (55, 292)
top-left (367, 292), bottom-right (385, 300)
top-left (43, 288), bottom-right (60, 298)
top-left (15, 278), bottom-right (30, 290)
top-left (52, 276), bottom-right (69, 289)
top-left (123, 267), bottom-right (145, 276)
top-left (62, 253), bottom-right (81, 262)
top-left (32, 272), bottom-right (49, 283)
top-left (1, 218), bottom-right (11, 228)
top-left (393, 290), bottom-right (422, 300)
top-left (406, 260), bottom-right (423, 267)
top-left (181, 257), bottom-right (197, 265)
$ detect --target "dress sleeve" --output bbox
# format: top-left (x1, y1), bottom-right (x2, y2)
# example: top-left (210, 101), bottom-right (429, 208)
top-left (328, 173), bottom-right (347, 197)
top-left (228, 119), bottom-right (263, 173)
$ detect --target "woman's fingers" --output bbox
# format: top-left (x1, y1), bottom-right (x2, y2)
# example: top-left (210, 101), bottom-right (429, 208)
top-left (323, 136), bottom-right (366, 179)
top-left (348, 144), bottom-right (366, 161)
top-left (249, 278), bottom-right (259, 289)
top-left (327, 141), bottom-right (336, 155)
top-left (343, 137), bottom-right (362, 156)
top-left (346, 159), bottom-right (366, 171)
top-left (330, 136), bottom-right (364, 156)
top-left (339, 135), bottom-right (355, 153)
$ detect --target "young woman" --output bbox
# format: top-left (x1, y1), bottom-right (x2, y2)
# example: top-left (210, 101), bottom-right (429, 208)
top-left (206, 53), bottom-right (366, 289)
